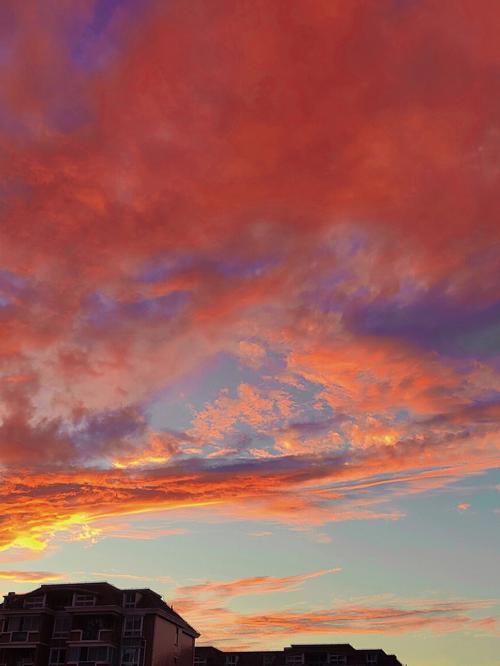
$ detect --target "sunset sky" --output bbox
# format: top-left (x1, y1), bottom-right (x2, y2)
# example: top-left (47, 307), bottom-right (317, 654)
top-left (0, 1), bottom-right (499, 665)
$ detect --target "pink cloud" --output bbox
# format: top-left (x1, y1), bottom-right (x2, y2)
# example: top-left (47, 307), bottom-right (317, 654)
top-left (177, 583), bottom-right (499, 647)
top-left (0, 0), bottom-right (497, 592)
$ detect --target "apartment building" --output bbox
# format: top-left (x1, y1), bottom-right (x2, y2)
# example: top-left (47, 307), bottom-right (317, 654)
top-left (195, 648), bottom-right (284, 666)
top-left (0, 582), bottom-right (198, 666)
top-left (195, 643), bottom-right (404, 666)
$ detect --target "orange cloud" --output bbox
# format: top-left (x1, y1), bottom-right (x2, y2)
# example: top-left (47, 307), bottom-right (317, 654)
top-left (112, 432), bottom-right (181, 469)
top-left (0, 0), bottom-right (498, 594)
top-left (0, 570), bottom-right (62, 583)
top-left (188, 384), bottom-right (295, 444)
top-left (0, 421), bottom-right (496, 554)
top-left (180, 591), bottom-right (499, 647)
top-left (175, 568), bottom-right (341, 604)
top-left (288, 337), bottom-right (459, 416)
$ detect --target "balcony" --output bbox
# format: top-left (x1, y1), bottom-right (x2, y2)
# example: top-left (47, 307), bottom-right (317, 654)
top-left (52, 631), bottom-right (70, 639)
top-left (71, 596), bottom-right (96, 609)
top-left (67, 646), bottom-right (115, 665)
top-left (69, 662), bottom-right (113, 666)
top-left (68, 630), bottom-right (114, 644)
top-left (0, 633), bottom-right (40, 645)
top-left (23, 597), bottom-right (45, 610)
top-left (10, 635), bottom-right (28, 644)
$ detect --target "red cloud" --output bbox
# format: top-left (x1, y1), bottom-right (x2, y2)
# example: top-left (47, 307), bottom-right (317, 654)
top-left (0, 0), bottom-right (498, 575)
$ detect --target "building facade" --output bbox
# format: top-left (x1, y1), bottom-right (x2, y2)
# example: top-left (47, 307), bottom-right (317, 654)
top-left (0, 583), bottom-right (198, 666)
top-left (195, 644), bottom-right (404, 666)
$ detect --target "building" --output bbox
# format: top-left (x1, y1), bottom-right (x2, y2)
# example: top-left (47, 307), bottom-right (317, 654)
top-left (195, 644), bottom-right (404, 666)
top-left (0, 582), bottom-right (199, 666)
top-left (195, 648), bottom-right (284, 666)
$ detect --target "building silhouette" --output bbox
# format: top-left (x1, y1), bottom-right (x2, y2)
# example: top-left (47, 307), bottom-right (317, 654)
top-left (195, 644), bottom-right (404, 666)
top-left (0, 583), bottom-right (406, 666)
top-left (0, 583), bottom-right (198, 666)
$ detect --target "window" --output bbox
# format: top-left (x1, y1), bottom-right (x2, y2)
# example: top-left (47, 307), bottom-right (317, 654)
top-left (366, 657), bottom-right (378, 665)
top-left (79, 616), bottom-right (111, 640)
top-left (49, 649), bottom-right (66, 665)
top-left (14, 656), bottom-right (34, 666)
top-left (73, 594), bottom-right (95, 607)
top-left (328, 658), bottom-right (347, 665)
top-left (8, 617), bottom-right (39, 632)
top-left (225, 657), bottom-right (239, 666)
top-left (305, 654), bottom-right (327, 666)
top-left (286, 657), bottom-right (304, 665)
top-left (121, 647), bottom-right (141, 666)
top-left (123, 592), bottom-right (137, 609)
top-left (53, 615), bottom-right (72, 637)
top-left (8, 617), bottom-right (21, 632)
top-left (123, 616), bottom-right (143, 638)
top-left (92, 647), bottom-right (110, 663)
top-left (24, 596), bottom-right (45, 609)
top-left (23, 617), bottom-right (39, 632)
top-left (175, 626), bottom-right (180, 646)
top-left (194, 658), bottom-right (206, 666)
top-left (69, 647), bottom-right (111, 663)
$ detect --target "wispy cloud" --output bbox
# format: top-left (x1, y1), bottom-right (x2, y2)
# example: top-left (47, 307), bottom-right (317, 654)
top-left (0, 570), bottom-right (63, 583)
top-left (175, 568), bottom-right (341, 606)
top-left (171, 569), bottom-right (500, 647)
top-left (190, 595), bottom-right (499, 647)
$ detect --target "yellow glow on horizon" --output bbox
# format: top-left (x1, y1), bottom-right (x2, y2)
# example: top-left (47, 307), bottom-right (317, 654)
top-left (0, 499), bottom-right (224, 554)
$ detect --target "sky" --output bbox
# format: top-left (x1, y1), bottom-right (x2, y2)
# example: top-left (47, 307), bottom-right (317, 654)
top-left (0, 1), bottom-right (499, 664)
